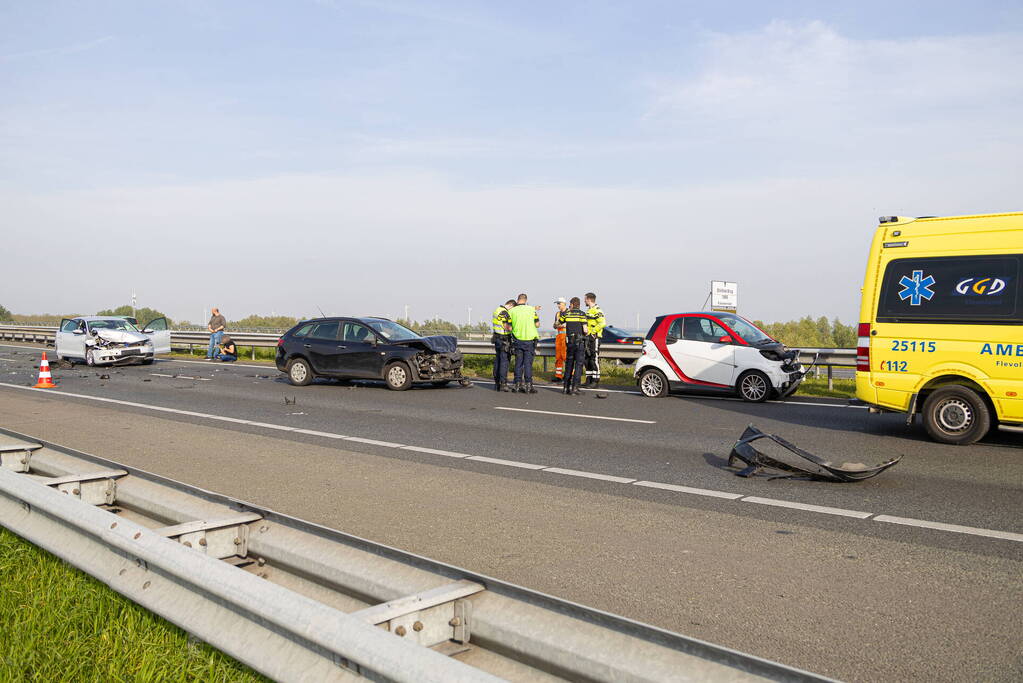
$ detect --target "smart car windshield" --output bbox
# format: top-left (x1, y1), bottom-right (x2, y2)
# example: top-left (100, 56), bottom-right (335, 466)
top-left (716, 314), bottom-right (773, 344)
top-left (365, 319), bottom-right (421, 341)
top-left (88, 319), bottom-right (140, 332)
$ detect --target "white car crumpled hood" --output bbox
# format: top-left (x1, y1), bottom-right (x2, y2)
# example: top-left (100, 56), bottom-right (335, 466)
top-left (93, 329), bottom-right (149, 345)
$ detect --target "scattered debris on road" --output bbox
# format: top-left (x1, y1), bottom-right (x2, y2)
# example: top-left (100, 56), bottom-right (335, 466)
top-left (284, 396), bottom-right (296, 405)
top-left (728, 425), bottom-right (901, 482)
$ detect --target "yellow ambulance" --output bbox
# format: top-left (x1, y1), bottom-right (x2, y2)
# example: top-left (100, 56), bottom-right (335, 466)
top-left (856, 212), bottom-right (1023, 444)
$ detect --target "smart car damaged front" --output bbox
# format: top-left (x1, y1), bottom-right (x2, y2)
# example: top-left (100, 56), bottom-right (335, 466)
top-left (55, 316), bottom-right (172, 366)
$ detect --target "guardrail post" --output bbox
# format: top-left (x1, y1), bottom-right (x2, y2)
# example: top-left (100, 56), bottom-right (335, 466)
top-left (827, 365), bottom-right (833, 391)
top-left (251, 346), bottom-right (256, 361)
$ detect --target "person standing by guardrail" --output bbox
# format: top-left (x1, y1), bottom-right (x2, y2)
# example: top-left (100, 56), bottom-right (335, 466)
top-left (584, 292), bottom-right (605, 387)
top-left (491, 299), bottom-right (515, 392)
top-left (553, 297), bottom-right (567, 381)
top-left (561, 297), bottom-right (588, 395)
top-left (508, 293), bottom-right (540, 393)
top-left (206, 307), bottom-right (226, 360)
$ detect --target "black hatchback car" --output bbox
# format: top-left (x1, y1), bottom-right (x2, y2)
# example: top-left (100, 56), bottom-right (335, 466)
top-left (275, 317), bottom-right (466, 390)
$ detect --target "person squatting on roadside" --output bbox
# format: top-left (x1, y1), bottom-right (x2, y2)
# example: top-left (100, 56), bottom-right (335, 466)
top-left (508, 293), bottom-right (540, 393)
top-left (491, 299), bottom-right (516, 391)
top-left (206, 307), bottom-right (226, 360)
top-left (553, 297), bottom-right (568, 381)
top-left (560, 297), bottom-right (589, 395)
top-left (584, 292), bottom-right (605, 387)
top-left (216, 335), bottom-right (238, 362)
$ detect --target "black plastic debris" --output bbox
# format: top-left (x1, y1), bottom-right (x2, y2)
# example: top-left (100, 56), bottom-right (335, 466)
top-left (728, 425), bottom-right (901, 482)
top-left (284, 396), bottom-right (296, 405)
top-left (99, 374), bottom-right (110, 380)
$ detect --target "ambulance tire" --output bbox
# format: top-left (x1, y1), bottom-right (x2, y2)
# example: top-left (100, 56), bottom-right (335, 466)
top-left (922, 385), bottom-right (990, 445)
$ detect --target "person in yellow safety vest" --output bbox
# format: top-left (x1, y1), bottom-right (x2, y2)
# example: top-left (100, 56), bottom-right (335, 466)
top-left (491, 299), bottom-right (516, 392)
top-left (553, 297), bottom-right (568, 380)
top-left (584, 292), bottom-right (605, 387)
top-left (507, 293), bottom-right (540, 393)
top-left (560, 297), bottom-right (589, 395)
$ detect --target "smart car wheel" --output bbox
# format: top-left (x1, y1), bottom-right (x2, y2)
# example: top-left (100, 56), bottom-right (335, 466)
top-left (85, 348), bottom-right (96, 367)
top-left (287, 358), bottom-right (313, 386)
top-left (737, 370), bottom-right (770, 402)
top-left (922, 386), bottom-right (990, 445)
top-left (385, 362), bottom-right (412, 391)
top-left (639, 368), bottom-right (668, 398)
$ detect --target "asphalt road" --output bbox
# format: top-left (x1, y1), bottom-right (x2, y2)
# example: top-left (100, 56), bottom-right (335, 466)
top-left (1, 342), bottom-right (1021, 682)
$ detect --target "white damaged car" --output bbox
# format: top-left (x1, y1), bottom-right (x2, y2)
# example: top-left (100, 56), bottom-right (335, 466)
top-left (55, 316), bottom-right (171, 366)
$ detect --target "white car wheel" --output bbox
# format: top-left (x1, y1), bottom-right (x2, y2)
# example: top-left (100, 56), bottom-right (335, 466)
top-left (85, 348), bottom-right (96, 367)
top-left (639, 368), bottom-right (668, 398)
top-left (737, 371), bottom-right (770, 402)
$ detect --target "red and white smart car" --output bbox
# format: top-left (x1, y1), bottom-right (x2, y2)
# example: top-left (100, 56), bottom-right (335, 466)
top-left (634, 312), bottom-right (806, 402)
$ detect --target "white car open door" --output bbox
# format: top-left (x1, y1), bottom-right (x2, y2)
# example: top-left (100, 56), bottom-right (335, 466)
top-left (56, 318), bottom-right (87, 360)
top-left (668, 316), bottom-right (736, 386)
top-left (142, 317), bottom-right (171, 355)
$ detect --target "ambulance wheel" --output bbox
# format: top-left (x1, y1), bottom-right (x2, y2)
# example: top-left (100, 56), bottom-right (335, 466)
top-left (922, 385), bottom-right (990, 445)
top-left (639, 368), bottom-right (668, 398)
top-left (737, 370), bottom-right (770, 402)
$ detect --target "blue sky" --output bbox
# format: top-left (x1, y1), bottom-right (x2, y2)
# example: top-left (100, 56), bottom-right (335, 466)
top-left (2, 1), bottom-right (1021, 327)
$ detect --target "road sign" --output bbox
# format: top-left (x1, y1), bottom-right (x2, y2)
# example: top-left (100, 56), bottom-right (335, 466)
top-left (711, 281), bottom-right (737, 312)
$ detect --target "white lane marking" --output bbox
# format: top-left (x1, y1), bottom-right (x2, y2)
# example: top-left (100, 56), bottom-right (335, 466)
top-left (150, 373), bottom-right (211, 381)
top-left (465, 455), bottom-right (547, 470)
top-left (401, 445), bottom-right (471, 458)
top-left (158, 357), bottom-right (271, 370)
top-left (741, 496), bottom-right (872, 519)
top-left (495, 406), bottom-right (655, 424)
top-left (542, 467), bottom-right (636, 484)
top-left (344, 436), bottom-right (403, 448)
top-left (0, 381), bottom-right (1017, 544)
top-left (293, 428), bottom-right (349, 439)
top-left (0, 358), bottom-right (16, 362)
top-left (873, 515), bottom-right (1023, 542)
top-left (633, 480), bottom-right (744, 500)
top-left (473, 379), bottom-right (641, 396)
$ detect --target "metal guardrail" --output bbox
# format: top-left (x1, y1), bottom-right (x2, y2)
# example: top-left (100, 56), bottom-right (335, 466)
top-left (0, 428), bottom-right (828, 682)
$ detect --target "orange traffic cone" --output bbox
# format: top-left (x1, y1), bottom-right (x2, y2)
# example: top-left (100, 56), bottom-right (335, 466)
top-left (33, 352), bottom-right (57, 389)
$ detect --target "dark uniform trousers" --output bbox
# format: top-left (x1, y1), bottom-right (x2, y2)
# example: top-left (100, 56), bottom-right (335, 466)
top-left (564, 335), bottom-right (587, 390)
top-left (492, 334), bottom-right (511, 385)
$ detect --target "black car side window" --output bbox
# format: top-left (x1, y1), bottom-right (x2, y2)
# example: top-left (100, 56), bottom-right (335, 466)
top-left (307, 322), bottom-right (340, 340)
top-left (292, 323), bottom-right (314, 338)
top-left (341, 323), bottom-right (373, 343)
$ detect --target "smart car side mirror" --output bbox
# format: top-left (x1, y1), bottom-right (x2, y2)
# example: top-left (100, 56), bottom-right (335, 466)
top-left (718, 335), bottom-right (733, 344)
top-left (665, 335), bottom-right (679, 345)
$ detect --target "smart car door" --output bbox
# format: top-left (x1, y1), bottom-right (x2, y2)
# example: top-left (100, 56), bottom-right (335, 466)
top-left (338, 322), bottom-right (386, 378)
top-left (667, 316), bottom-right (736, 386)
top-left (301, 321), bottom-right (342, 373)
top-left (142, 317), bottom-right (171, 355)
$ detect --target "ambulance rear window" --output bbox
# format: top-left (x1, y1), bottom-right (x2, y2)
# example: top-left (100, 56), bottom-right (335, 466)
top-left (877, 255), bottom-right (1021, 323)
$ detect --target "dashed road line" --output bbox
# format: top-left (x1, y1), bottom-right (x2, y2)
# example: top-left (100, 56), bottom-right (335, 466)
top-left (0, 381), bottom-right (1017, 544)
top-left (150, 373), bottom-right (212, 381)
top-left (495, 406), bottom-right (655, 424)
top-left (873, 515), bottom-right (1023, 542)
top-left (740, 496), bottom-right (872, 519)
top-left (632, 480), bottom-right (744, 500)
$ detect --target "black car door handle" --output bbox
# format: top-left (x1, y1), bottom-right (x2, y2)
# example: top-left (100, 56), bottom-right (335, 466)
top-left (336, 345), bottom-right (347, 349)
top-left (303, 343), bottom-right (311, 348)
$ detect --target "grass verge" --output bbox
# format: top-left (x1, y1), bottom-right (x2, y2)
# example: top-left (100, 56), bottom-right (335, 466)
top-left (0, 527), bottom-right (266, 682)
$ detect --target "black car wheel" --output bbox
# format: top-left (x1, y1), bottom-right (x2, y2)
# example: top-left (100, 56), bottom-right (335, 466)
top-left (385, 362), bottom-right (413, 391)
top-left (287, 358), bottom-right (313, 386)
top-left (638, 368), bottom-right (669, 398)
top-left (737, 370), bottom-right (771, 402)
top-left (922, 385), bottom-right (990, 445)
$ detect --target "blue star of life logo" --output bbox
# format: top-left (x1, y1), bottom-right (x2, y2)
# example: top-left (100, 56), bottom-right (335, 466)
top-left (898, 270), bottom-right (936, 306)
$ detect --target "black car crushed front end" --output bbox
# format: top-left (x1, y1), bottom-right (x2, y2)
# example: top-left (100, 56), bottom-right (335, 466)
top-left (394, 335), bottom-right (465, 380)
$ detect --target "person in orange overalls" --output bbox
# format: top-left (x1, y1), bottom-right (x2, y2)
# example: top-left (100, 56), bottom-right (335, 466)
top-left (553, 297), bottom-right (568, 381)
